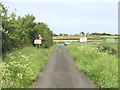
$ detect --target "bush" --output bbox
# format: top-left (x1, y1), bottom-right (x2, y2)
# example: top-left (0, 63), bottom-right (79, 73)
top-left (1, 3), bottom-right (53, 55)
top-left (98, 44), bottom-right (116, 55)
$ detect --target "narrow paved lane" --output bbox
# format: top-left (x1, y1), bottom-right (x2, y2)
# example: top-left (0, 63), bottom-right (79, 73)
top-left (34, 45), bottom-right (97, 88)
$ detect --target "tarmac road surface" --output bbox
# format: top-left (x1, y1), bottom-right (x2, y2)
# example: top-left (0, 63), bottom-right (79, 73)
top-left (34, 45), bottom-right (97, 88)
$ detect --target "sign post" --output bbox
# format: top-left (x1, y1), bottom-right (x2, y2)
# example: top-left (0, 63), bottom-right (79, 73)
top-left (80, 37), bottom-right (87, 43)
top-left (34, 34), bottom-right (43, 47)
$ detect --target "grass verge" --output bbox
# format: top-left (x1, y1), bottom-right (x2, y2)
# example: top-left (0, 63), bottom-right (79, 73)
top-left (1, 46), bottom-right (54, 88)
top-left (67, 42), bottom-right (118, 88)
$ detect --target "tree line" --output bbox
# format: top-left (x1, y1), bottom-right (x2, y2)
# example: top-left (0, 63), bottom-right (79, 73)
top-left (1, 3), bottom-right (53, 55)
top-left (53, 32), bottom-right (114, 36)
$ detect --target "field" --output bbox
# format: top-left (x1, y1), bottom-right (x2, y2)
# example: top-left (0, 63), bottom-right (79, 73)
top-left (53, 35), bottom-right (119, 40)
top-left (67, 42), bottom-right (118, 88)
top-left (1, 46), bottom-right (53, 88)
top-left (53, 35), bottom-right (119, 43)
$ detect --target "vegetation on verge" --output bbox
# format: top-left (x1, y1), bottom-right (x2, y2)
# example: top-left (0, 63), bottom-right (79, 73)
top-left (1, 2), bottom-right (53, 55)
top-left (1, 2), bottom-right (54, 88)
top-left (1, 46), bottom-right (54, 88)
top-left (67, 42), bottom-right (118, 88)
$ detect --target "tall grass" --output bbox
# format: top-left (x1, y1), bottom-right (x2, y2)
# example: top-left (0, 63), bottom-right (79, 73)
top-left (67, 42), bottom-right (118, 88)
top-left (1, 46), bottom-right (53, 88)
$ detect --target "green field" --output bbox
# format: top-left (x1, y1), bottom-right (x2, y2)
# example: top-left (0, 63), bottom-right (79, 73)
top-left (1, 46), bottom-right (53, 88)
top-left (67, 42), bottom-right (118, 88)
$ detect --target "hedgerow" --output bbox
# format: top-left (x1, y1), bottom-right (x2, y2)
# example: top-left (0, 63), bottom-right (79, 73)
top-left (1, 3), bottom-right (53, 55)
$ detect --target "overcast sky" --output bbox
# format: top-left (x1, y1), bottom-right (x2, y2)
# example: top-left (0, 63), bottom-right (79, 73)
top-left (3, 0), bottom-right (119, 35)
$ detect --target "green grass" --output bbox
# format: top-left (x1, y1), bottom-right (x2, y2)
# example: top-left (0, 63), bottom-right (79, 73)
top-left (1, 46), bottom-right (54, 88)
top-left (67, 42), bottom-right (118, 88)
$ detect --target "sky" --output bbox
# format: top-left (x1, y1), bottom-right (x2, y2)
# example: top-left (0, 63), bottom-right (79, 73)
top-left (3, 0), bottom-right (119, 35)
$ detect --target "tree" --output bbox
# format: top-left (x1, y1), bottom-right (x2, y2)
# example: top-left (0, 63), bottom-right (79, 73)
top-left (1, 2), bottom-right (53, 54)
top-left (52, 33), bottom-right (58, 36)
top-left (91, 32), bottom-right (111, 35)
top-left (34, 22), bottom-right (53, 48)
top-left (91, 32), bottom-right (100, 35)
top-left (59, 33), bottom-right (63, 36)
top-left (63, 34), bottom-right (69, 36)
top-left (79, 32), bottom-right (85, 37)
top-left (1, 2), bottom-right (13, 54)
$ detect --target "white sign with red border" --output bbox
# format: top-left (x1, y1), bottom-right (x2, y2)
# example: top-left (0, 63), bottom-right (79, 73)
top-left (37, 34), bottom-right (43, 40)
top-left (34, 34), bottom-right (43, 44)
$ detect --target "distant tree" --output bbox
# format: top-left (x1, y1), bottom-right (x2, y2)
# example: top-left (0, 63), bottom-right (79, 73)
top-left (91, 32), bottom-right (100, 35)
top-left (91, 32), bottom-right (111, 35)
top-left (59, 33), bottom-right (63, 36)
top-left (79, 32), bottom-right (85, 37)
top-left (58, 33), bottom-right (69, 36)
top-left (52, 33), bottom-right (58, 36)
top-left (63, 34), bottom-right (69, 36)
top-left (101, 33), bottom-right (111, 35)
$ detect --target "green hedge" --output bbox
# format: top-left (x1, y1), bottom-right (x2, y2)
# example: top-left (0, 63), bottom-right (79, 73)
top-left (1, 3), bottom-right (53, 55)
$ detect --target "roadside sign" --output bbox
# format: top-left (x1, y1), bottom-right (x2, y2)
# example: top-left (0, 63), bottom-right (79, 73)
top-left (34, 40), bottom-right (41, 44)
top-left (80, 37), bottom-right (87, 42)
top-left (38, 34), bottom-right (41, 37)
top-left (37, 34), bottom-right (43, 40)
top-left (34, 34), bottom-right (43, 45)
